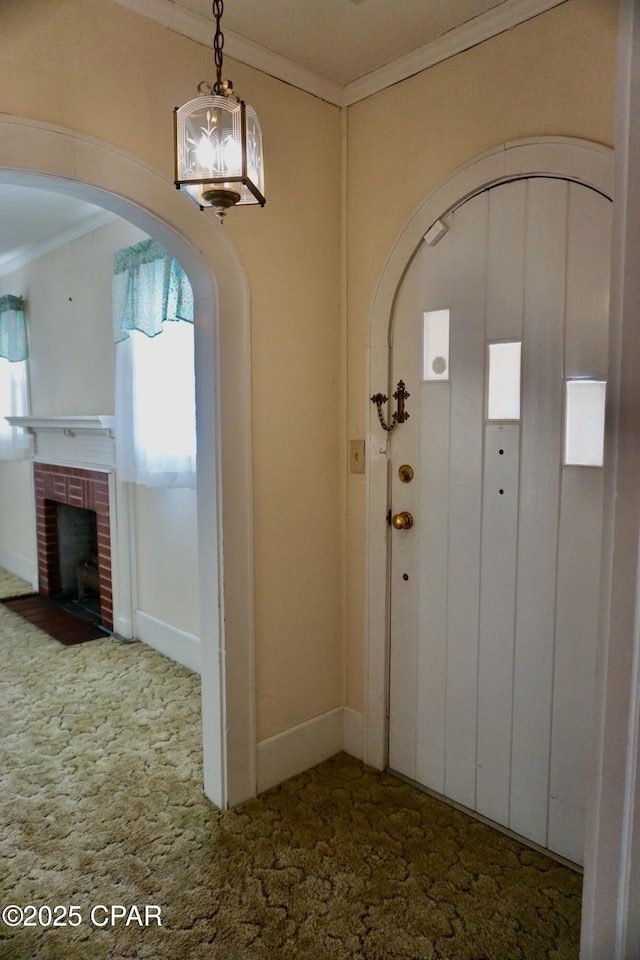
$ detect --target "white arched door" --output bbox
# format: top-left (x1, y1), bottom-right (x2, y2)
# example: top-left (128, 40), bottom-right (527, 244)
top-left (388, 177), bottom-right (611, 864)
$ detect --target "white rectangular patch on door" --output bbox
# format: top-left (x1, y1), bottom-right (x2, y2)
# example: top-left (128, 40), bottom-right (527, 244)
top-left (487, 341), bottom-right (522, 420)
top-left (564, 379), bottom-right (606, 466)
top-left (423, 309), bottom-right (450, 381)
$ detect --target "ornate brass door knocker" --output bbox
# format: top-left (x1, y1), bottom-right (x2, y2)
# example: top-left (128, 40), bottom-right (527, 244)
top-left (371, 380), bottom-right (410, 433)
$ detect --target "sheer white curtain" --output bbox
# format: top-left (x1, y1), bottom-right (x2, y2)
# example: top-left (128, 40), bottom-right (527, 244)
top-left (115, 323), bottom-right (196, 488)
top-left (113, 240), bottom-right (196, 488)
top-left (0, 356), bottom-right (32, 460)
top-left (0, 295), bottom-right (32, 460)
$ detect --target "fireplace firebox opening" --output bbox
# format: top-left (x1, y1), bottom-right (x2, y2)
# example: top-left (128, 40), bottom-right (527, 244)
top-left (34, 463), bottom-right (113, 631)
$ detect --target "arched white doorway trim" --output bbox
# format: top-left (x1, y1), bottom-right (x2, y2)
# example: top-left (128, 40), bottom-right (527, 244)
top-left (0, 114), bottom-right (256, 809)
top-left (366, 136), bottom-right (613, 773)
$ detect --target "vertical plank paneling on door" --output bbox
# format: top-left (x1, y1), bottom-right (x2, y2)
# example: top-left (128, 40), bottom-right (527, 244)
top-left (416, 231), bottom-right (453, 794)
top-left (564, 184), bottom-right (611, 380)
top-left (548, 184), bottom-right (611, 864)
top-left (476, 424), bottom-right (520, 824)
top-left (445, 192), bottom-right (487, 809)
top-left (510, 179), bottom-right (567, 846)
top-left (415, 385), bottom-right (450, 791)
top-left (476, 182), bottom-right (526, 823)
top-left (549, 467), bottom-right (603, 863)
top-left (388, 253), bottom-right (423, 780)
top-left (486, 179), bottom-right (526, 342)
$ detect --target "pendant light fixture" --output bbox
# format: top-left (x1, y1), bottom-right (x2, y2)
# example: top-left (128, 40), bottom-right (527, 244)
top-left (174, 0), bottom-right (265, 222)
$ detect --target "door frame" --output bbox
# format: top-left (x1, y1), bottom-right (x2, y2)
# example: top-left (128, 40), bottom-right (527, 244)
top-left (0, 114), bottom-right (257, 809)
top-left (365, 137), bottom-right (614, 774)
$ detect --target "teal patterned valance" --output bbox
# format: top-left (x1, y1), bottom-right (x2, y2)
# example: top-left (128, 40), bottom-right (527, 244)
top-left (0, 295), bottom-right (28, 362)
top-left (113, 239), bottom-right (194, 343)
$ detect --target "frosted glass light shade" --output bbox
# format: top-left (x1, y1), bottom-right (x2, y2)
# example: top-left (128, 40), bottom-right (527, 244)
top-left (174, 95), bottom-right (265, 214)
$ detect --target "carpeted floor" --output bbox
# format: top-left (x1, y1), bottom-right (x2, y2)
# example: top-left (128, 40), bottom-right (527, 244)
top-left (0, 577), bottom-right (582, 960)
top-left (0, 567), bottom-right (35, 600)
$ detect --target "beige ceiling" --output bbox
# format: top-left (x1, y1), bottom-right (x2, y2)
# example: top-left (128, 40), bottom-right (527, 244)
top-left (112, 0), bottom-right (565, 103)
top-left (0, 186), bottom-right (115, 278)
top-left (176, 0), bottom-right (508, 86)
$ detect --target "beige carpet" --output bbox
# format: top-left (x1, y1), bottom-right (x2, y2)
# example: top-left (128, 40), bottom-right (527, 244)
top-left (0, 598), bottom-right (582, 960)
top-left (0, 567), bottom-right (35, 600)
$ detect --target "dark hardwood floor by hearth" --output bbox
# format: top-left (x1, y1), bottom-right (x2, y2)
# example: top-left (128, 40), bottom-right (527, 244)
top-left (1, 594), bottom-right (104, 645)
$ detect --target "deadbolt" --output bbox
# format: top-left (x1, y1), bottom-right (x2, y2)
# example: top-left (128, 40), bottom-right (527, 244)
top-left (392, 511), bottom-right (414, 530)
top-left (398, 464), bottom-right (414, 483)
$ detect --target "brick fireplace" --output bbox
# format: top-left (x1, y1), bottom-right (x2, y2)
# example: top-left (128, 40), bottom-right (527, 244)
top-left (34, 463), bottom-right (113, 631)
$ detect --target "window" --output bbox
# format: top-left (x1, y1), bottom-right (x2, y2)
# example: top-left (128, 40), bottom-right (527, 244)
top-left (113, 240), bottom-right (196, 488)
top-left (0, 295), bottom-right (32, 460)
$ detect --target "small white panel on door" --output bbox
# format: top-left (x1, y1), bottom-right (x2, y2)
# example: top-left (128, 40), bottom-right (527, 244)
top-left (422, 309), bottom-right (450, 381)
top-left (487, 341), bottom-right (522, 420)
top-left (564, 379), bottom-right (606, 467)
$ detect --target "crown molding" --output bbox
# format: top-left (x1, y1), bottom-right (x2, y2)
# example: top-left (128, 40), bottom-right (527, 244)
top-left (108, 0), bottom-right (567, 108)
top-left (342, 0), bottom-right (569, 105)
top-left (0, 210), bottom-right (118, 279)
top-left (108, 0), bottom-right (344, 104)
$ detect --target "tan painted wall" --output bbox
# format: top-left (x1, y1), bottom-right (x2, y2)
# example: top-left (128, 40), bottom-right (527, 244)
top-left (1, 0), bottom-right (342, 741)
top-left (345, 0), bottom-right (618, 713)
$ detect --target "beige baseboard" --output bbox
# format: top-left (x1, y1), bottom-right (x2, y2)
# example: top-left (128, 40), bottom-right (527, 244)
top-left (256, 706), bottom-right (366, 793)
top-left (0, 547), bottom-right (36, 589)
top-left (135, 610), bottom-right (201, 674)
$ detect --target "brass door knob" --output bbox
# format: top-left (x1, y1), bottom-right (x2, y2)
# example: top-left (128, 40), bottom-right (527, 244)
top-left (392, 511), bottom-right (414, 530)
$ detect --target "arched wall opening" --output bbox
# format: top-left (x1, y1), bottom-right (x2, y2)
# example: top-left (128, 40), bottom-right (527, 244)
top-left (0, 114), bottom-right (256, 809)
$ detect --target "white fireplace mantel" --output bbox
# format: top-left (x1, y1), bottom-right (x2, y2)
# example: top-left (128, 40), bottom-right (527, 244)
top-left (7, 415), bottom-right (115, 436)
top-left (7, 415), bottom-right (116, 469)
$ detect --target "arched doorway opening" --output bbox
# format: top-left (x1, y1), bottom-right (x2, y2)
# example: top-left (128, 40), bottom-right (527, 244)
top-left (0, 114), bottom-right (256, 808)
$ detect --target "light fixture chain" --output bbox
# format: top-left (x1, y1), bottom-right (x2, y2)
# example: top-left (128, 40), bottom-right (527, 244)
top-left (212, 0), bottom-right (225, 94)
